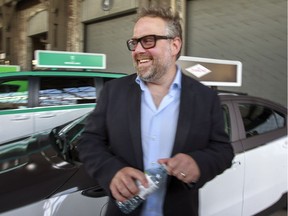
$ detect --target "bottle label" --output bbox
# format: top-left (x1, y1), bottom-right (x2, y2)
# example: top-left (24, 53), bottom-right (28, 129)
top-left (137, 175), bottom-right (159, 200)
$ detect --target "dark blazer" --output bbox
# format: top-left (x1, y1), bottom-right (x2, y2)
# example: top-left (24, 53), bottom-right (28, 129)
top-left (78, 72), bottom-right (234, 216)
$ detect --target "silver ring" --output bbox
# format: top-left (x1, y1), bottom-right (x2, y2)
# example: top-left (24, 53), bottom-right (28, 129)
top-left (180, 172), bottom-right (186, 178)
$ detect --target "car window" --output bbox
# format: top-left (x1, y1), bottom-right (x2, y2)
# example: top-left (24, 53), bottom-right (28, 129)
top-left (238, 103), bottom-right (285, 137)
top-left (222, 105), bottom-right (231, 140)
top-left (38, 77), bottom-right (96, 106)
top-left (0, 79), bottom-right (29, 110)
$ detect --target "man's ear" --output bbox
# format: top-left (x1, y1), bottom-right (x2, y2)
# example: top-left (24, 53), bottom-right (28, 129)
top-left (171, 37), bottom-right (182, 57)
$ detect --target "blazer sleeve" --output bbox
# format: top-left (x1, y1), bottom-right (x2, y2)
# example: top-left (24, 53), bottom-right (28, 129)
top-left (77, 82), bottom-right (129, 196)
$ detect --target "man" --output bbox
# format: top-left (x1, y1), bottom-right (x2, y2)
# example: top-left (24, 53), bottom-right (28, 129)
top-left (78, 7), bottom-right (234, 216)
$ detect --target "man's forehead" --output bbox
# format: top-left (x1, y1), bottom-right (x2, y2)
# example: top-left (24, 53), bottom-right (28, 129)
top-left (133, 17), bottom-right (166, 37)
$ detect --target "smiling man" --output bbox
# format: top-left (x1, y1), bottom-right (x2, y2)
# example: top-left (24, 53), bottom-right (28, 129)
top-left (78, 7), bottom-right (234, 216)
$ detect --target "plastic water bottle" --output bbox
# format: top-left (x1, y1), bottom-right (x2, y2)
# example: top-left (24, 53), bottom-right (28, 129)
top-left (116, 165), bottom-right (167, 214)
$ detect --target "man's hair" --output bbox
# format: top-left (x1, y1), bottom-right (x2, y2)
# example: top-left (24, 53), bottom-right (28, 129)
top-left (136, 7), bottom-right (183, 59)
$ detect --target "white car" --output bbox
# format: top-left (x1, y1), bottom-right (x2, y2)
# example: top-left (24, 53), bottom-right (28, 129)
top-left (0, 92), bottom-right (287, 216)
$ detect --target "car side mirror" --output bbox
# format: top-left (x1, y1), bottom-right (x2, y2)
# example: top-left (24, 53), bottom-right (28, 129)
top-left (49, 115), bottom-right (87, 165)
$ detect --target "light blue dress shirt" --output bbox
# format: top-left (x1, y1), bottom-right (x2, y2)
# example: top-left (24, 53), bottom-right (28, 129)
top-left (135, 67), bottom-right (182, 216)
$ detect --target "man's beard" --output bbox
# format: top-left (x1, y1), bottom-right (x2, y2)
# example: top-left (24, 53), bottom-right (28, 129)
top-left (135, 57), bottom-right (168, 83)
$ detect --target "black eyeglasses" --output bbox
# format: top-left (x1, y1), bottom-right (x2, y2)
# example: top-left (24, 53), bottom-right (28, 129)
top-left (126, 35), bottom-right (174, 51)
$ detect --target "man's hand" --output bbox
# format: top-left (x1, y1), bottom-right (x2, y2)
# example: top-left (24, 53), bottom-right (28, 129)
top-left (110, 167), bottom-right (148, 202)
top-left (158, 153), bottom-right (200, 184)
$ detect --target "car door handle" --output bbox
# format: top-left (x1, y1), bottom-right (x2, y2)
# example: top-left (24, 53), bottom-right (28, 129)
top-left (232, 160), bottom-right (241, 167)
top-left (82, 187), bottom-right (107, 198)
top-left (283, 141), bottom-right (288, 149)
top-left (11, 115), bottom-right (30, 120)
top-left (38, 113), bottom-right (56, 118)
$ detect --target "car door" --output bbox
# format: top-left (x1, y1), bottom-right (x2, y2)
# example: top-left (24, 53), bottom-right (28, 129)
top-left (233, 100), bottom-right (287, 215)
top-left (0, 115), bottom-right (107, 216)
top-left (0, 78), bottom-right (34, 143)
top-left (0, 124), bottom-right (80, 214)
top-left (199, 101), bottom-right (245, 216)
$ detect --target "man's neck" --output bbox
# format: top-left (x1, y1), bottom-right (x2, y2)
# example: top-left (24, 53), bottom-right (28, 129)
top-left (146, 66), bottom-right (178, 107)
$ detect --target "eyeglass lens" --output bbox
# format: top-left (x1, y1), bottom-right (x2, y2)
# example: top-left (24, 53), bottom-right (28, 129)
top-left (128, 35), bottom-right (157, 51)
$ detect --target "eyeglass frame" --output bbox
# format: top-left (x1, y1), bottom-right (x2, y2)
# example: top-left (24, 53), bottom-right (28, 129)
top-left (126, 34), bottom-right (175, 51)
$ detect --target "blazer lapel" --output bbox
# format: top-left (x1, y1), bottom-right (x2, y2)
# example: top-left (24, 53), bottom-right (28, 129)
top-left (172, 74), bottom-right (195, 155)
top-left (127, 81), bottom-right (144, 170)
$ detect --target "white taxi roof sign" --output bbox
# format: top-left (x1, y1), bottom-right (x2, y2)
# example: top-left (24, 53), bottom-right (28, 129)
top-left (177, 56), bottom-right (242, 87)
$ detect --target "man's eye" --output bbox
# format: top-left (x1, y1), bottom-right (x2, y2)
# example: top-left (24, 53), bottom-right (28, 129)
top-left (142, 38), bottom-right (154, 44)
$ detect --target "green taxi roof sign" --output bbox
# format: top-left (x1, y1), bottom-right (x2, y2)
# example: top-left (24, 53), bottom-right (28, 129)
top-left (0, 65), bottom-right (20, 72)
top-left (35, 50), bottom-right (106, 69)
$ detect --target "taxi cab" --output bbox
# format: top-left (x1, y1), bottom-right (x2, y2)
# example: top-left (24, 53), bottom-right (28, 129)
top-left (0, 70), bottom-right (125, 144)
top-left (0, 50), bottom-right (125, 144)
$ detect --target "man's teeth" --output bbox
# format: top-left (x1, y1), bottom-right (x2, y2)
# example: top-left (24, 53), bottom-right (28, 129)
top-left (139, 59), bottom-right (150, 63)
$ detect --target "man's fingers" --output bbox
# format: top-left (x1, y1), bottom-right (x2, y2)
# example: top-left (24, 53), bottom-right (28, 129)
top-left (110, 181), bottom-right (128, 202)
top-left (159, 153), bottom-right (200, 183)
top-left (110, 167), bottom-right (148, 202)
